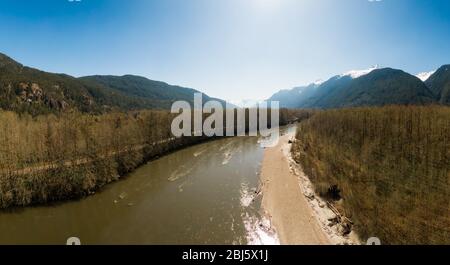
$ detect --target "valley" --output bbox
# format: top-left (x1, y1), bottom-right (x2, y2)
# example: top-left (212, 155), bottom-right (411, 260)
top-left (0, 52), bottom-right (449, 245)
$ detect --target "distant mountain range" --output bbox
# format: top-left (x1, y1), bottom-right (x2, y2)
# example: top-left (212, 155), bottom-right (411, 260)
top-left (425, 65), bottom-right (450, 105)
top-left (269, 65), bottom-right (450, 108)
top-left (3, 52), bottom-right (449, 115)
top-left (0, 52), bottom-right (224, 115)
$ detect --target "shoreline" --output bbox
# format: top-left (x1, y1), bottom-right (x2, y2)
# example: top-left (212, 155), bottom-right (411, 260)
top-left (0, 135), bottom-right (214, 210)
top-left (260, 129), bottom-right (359, 245)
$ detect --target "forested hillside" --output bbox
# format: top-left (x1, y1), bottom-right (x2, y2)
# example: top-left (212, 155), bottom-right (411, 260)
top-left (269, 83), bottom-right (320, 108)
top-left (80, 75), bottom-right (225, 108)
top-left (314, 68), bottom-right (435, 108)
top-left (0, 53), bottom-right (222, 115)
top-left (292, 106), bottom-right (450, 244)
top-left (270, 67), bottom-right (446, 109)
top-left (425, 65), bottom-right (450, 104)
top-left (0, 108), bottom-right (302, 208)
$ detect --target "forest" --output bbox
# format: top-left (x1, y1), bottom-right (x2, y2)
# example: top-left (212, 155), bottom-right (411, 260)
top-left (0, 107), bottom-right (302, 208)
top-left (292, 105), bottom-right (450, 244)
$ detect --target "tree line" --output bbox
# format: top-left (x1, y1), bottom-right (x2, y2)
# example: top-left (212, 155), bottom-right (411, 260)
top-left (0, 108), bottom-right (304, 208)
top-left (292, 105), bottom-right (450, 244)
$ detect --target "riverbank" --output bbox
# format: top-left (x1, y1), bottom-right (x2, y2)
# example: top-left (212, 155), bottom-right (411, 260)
top-left (260, 130), bottom-right (359, 245)
top-left (0, 108), bottom-right (307, 210)
top-left (292, 106), bottom-right (450, 244)
top-left (0, 136), bottom-right (268, 244)
top-left (0, 134), bottom-right (211, 209)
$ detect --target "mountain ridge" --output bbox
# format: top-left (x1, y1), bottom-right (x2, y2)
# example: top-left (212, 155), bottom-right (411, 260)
top-left (269, 66), bottom-right (445, 109)
top-left (425, 64), bottom-right (450, 104)
top-left (0, 52), bottom-right (224, 115)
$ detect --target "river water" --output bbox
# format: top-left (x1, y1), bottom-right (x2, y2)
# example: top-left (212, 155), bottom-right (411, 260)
top-left (0, 129), bottom-right (295, 244)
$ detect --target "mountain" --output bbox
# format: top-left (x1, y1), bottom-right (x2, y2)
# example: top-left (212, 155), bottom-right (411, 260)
top-left (269, 67), bottom-right (437, 109)
top-left (316, 68), bottom-right (435, 108)
top-left (0, 52), bottom-right (223, 115)
top-left (0, 53), bottom-right (108, 115)
top-left (301, 75), bottom-right (354, 108)
top-left (269, 67), bottom-right (378, 108)
top-left (340, 65), bottom-right (379, 79)
top-left (425, 65), bottom-right (450, 104)
top-left (416, 70), bottom-right (435, 82)
top-left (79, 75), bottom-right (225, 108)
top-left (268, 83), bottom-right (320, 108)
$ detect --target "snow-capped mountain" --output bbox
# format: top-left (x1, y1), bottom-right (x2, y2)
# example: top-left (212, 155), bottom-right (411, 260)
top-left (268, 65), bottom-right (439, 108)
top-left (415, 71), bottom-right (435, 81)
top-left (424, 65), bottom-right (450, 104)
top-left (312, 79), bottom-right (324, 85)
top-left (340, 65), bottom-right (380, 79)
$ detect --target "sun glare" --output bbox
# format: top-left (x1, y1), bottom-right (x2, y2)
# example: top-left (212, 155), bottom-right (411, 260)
top-left (252, 0), bottom-right (281, 10)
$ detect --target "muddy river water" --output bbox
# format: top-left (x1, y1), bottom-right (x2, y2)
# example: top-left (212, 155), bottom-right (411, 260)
top-left (0, 127), bottom-right (296, 244)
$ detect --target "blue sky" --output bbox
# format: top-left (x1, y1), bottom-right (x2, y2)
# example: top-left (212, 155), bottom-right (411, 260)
top-left (1, 0), bottom-right (450, 101)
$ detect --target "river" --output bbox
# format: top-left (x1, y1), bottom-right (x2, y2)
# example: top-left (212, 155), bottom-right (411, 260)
top-left (0, 127), bottom-right (296, 245)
